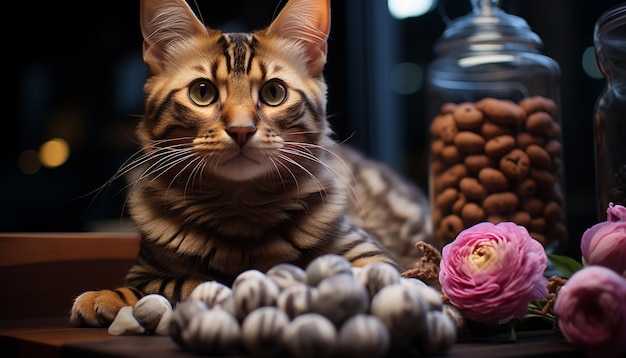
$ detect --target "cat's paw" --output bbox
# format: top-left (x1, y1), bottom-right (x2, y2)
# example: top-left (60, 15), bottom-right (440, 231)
top-left (70, 288), bottom-right (143, 327)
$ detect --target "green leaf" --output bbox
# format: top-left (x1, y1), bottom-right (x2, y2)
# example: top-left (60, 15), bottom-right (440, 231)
top-left (547, 254), bottom-right (584, 278)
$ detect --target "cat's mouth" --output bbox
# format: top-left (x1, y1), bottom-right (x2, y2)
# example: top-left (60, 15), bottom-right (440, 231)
top-left (223, 152), bottom-right (261, 166)
top-left (217, 152), bottom-right (266, 181)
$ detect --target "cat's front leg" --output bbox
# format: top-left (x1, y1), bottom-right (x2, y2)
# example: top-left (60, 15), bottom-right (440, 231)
top-left (69, 287), bottom-right (143, 327)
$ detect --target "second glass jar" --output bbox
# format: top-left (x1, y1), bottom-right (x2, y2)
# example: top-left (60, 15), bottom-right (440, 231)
top-left (425, 0), bottom-right (566, 251)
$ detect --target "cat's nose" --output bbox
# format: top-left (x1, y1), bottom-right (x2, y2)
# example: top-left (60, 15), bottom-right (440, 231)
top-left (227, 125), bottom-right (257, 146)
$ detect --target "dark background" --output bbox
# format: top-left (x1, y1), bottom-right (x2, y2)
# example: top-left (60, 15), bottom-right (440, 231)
top-left (4, 0), bottom-right (624, 260)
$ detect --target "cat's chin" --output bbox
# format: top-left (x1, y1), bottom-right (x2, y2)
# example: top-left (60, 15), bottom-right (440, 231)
top-left (216, 154), bottom-right (268, 181)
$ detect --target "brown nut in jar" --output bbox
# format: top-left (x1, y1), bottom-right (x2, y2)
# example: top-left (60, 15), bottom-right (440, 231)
top-left (460, 202), bottom-right (485, 226)
top-left (484, 135), bottom-right (516, 158)
top-left (459, 177), bottom-right (487, 202)
top-left (499, 148), bottom-right (531, 180)
top-left (478, 167), bottom-right (509, 192)
top-left (476, 98), bottom-right (526, 126)
top-left (519, 95), bottom-right (557, 117)
top-left (434, 163), bottom-right (468, 193)
top-left (481, 121), bottom-right (515, 140)
top-left (517, 132), bottom-right (545, 150)
top-left (513, 178), bottom-right (537, 199)
top-left (525, 111), bottom-right (553, 136)
top-left (483, 192), bottom-right (519, 215)
top-left (451, 192), bottom-right (467, 215)
top-left (435, 187), bottom-right (459, 213)
top-left (439, 102), bottom-right (457, 114)
top-left (543, 200), bottom-right (563, 224)
top-left (453, 131), bottom-right (485, 153)
top-left (452, 102), bottom-right (484, 130)
top-left (464, 154), bottom-right (493, 173)
top-left (530, 168), bottom-right (555, 191)
top-left (441, 145), bottom-right (463, 164)
top-left (524, 198), bottom-right (545, 217)
top-left (525, 144), bottom-right (552, 170)
top-left (429, 113), bottom-right (457, 144)
top-left (511, 211), bottom-right (532, 227)
top-left (438, 214), bottom-right (464, 246)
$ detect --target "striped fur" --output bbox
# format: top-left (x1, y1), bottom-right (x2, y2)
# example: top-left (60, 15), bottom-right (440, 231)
top-left (70, 0), bottom-right (431, 328)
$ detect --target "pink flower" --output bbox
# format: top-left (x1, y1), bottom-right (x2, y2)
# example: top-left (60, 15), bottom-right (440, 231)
top-left (581, 202), bottom-right (626, 277)
top-left (554, 266), bottom-right (626, 358)
top-left (439, 222), bottom-right (548, 323)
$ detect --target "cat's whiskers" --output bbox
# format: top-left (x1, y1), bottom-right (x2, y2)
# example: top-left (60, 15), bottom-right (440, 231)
top-left (120, 143), bottom-right (197, 210)
top-left (280, 142), bottom-right (363, 212)
top-left (81, 139), bottom-right (196, 216)
top-left (116, 138), bottom-right (196, 182)
top-left (276, 154), bottom-right (326, 205)
top-left (269, 157), bottom-right (300, 199)
top-left (144, 150), bottom-right (197, 193)
top-left (168, 155), bottom-right (204, 201)
top-left (185, 156), bottom-right (208, 197)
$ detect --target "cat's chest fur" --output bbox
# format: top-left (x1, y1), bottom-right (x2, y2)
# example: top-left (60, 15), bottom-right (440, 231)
top-left (128, 156), bottom-right (344, 239)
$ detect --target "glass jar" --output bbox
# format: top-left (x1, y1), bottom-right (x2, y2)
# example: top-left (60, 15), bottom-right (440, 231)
top-left (425, 0), bottom-right (566, 251)
top-left (593, 3), bottom-right (626, 220)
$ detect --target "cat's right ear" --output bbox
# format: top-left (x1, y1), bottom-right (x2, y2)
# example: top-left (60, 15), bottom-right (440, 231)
top-left (140, 0), bottom-right (207, 74)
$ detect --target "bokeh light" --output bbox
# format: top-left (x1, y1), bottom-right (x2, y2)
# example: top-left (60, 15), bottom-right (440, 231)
top-left (388, 0), bottom-right (436, 20)
top-left (17, 149), bottom-right (42, 175)
top-left (39, 138), bottom-right (70, 169)
top-left (582, 46), bottom-right (603, 80)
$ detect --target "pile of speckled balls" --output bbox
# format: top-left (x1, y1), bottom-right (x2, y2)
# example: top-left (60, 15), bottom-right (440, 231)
top-left (109, 254), bottom-right (458, 357)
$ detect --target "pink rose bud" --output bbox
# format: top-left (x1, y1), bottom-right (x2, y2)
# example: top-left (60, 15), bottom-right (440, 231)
top-left (439, 222), bottom-right (548, 324)
top-left (554, 266), bottom-right (626, 358)
top-left (581, 202), bottom-right (626, 277)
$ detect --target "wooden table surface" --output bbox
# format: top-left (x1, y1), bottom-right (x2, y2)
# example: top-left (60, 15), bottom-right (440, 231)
top-left (0, 233), bottom-right (587, 357)
top-left (0, 318), bottom-right (585, 358)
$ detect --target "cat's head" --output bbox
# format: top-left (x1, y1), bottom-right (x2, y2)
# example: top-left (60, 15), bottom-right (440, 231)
top-left (136, 0), bottom-right (332, 183)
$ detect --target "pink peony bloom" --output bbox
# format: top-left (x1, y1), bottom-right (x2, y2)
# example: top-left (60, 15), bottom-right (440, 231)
top-left (439, 222), bottom-right (548, 323)
top-left (554, 266), bottom-right (626, 358)
top-left (581, 202), bottom-right (626, 277)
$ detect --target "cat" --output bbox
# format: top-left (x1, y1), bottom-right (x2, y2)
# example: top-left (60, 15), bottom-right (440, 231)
top-left (70, 0), bottom-right (432, 327)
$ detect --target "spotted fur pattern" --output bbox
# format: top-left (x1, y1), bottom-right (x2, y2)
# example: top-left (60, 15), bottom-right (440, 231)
top-left (70, 0), bottom-right (431, 327)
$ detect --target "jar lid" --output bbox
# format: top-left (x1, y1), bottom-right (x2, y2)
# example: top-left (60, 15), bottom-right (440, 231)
top-left (434, 0), bottom-right (542, 54)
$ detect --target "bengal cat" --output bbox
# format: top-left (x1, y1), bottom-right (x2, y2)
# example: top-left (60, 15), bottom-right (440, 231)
top-left (70, 0), bottom-right (432, 327)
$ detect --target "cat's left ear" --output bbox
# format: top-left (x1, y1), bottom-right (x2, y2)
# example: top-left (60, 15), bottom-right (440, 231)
top-left (266, 0), bottom-right (330, 76)
top-left (140, 0), bottom-right (208, 74)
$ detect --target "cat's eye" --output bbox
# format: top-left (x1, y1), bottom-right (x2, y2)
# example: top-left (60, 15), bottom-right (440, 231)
top-left (188, 79), bottom-right (218, 106)
top-left (260, 80), bottom-right (287, 106)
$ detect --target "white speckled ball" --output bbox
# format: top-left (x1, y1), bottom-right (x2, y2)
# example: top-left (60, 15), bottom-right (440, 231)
top-left (277, 283), bottom-right (318, 319)
top-left (132, 294), bottom-right (173, 333)
top-left (266, 263), bottom-right (307, 290)
top-left (305, 254), bottom-right (353, 287)
top-left (232, 275), bottom-right (281, 320)
top-left (400, 277), bottom-right (428, 289)
top-left (170, 299), bottom-right (208, 345)
top-left (415, 310), bottom-right (457, 355)
top-left (241, 306), bottom-right (290, 357)
top-left (213, 294), bottom-right (238, 317)
top-left (283, 313), bottom-right (337, 358)
top-left (337, 314), bottom-right (390, 358)
top-left (188, 281), bottom-right (232, 308)
top-left (182, 309), bottom-right (241, 354)
top-left (314, 274), bottom-right (369, 326)
top-left (232, 269), bottom-right (267, 290)
top-left (407, 283), bottom-right (443, 311)
top-left (370, 283), bottom-right (428, 343)
top-left (154, 309), bottom-right (172, 336)
top-left (108, 306), bottom-right (145, 336)
top-left (356, 262), bottom-right (401, 298)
